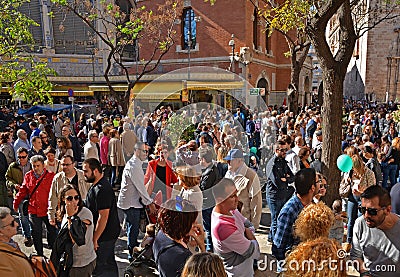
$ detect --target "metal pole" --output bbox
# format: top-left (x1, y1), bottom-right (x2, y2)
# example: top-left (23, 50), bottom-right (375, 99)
top-left (188, 30), bottom-right (191, 80)
top-left (229, 34), bottom-right (235, 72)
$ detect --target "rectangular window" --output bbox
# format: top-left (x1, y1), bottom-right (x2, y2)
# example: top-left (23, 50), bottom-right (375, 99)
top-left (183, 8), bottom-right (196, 50)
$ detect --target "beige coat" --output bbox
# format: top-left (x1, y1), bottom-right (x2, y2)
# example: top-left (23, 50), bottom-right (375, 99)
top-left (48, 169), bottom-right (92, 220)
top-left (226, 164), bottom-right (262, 229)
top-left (121, 129), bottom-right (137, 162)
top-left (108, 137), bottom-right (126, 167)
top-left (0, 242), bottom-right (34, 277)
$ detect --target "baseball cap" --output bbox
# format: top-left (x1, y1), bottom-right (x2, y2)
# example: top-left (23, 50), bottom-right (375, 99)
top-left (224, 148), bottom-right (244, 161)
top-left (315, 130), bottom-right (322, 136)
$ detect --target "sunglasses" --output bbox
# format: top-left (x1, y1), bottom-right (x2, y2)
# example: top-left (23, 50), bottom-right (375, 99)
top-left (278, 148), bottom-right (288, 152)
top-left (358, 206), bottom-right (386, 216)
top-left (18, 155), bottom-right (27, 159)
top-left (65, 195), bottom-right (80, 202)
top-left (1, 219), bottom-right (16, 228)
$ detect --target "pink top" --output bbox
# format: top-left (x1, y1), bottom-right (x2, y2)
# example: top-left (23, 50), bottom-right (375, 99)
top-left (100, 136), bottom-right (110, 165)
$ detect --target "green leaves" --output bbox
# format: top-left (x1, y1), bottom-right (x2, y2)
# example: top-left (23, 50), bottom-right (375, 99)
top-left (261, 0), bottom-right (312, 34)
top-left (0, 0), bottom-right (55, 104)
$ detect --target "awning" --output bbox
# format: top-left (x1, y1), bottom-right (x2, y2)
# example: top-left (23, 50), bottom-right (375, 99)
top-left (133, 82), bottom-right (182, 100)
top-left (50, 91), bottom-right (94, 97)
top-left (89, 82), bottom-right (182, 100)
top-left (186, 81), bottom-right (244, 90)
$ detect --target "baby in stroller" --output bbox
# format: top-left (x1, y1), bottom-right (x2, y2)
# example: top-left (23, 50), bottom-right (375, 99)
top-left (133, 223), bottom-right (156, 260)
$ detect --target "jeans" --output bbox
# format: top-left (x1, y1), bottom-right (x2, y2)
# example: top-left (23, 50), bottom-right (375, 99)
top-left (202, 207), bottom-right (214, 252)
top-left (266, 196), bottom-right (286, 241)
top-left (29, 214), bottom-right (57, 256)
top-left (123, 207), bottom-right (142, 259)
top-left (18, 201), bottom-right (31, 238)
top-left (93, 239), bottom-right (118, 277)
top-left (110, 166), bottom-right (124, 187)
top-left (346, 194), bottom-right (362, 243)
top-left (382, 163), bottom-right (397, 191)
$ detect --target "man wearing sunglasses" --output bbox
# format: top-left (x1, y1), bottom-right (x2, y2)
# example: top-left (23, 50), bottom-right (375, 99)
top-left (117, 142), bottom-right (156, 261)
top-left (351, 185), bottom-right (400, 277)
top-left (0, 207), bottom-right (34, 277)
top-left (265, 139), bottom-right (295, 243)
top-left (6, 147), bottom-right (32, 247)
top-left (48, 155), bottom-right (92, 226)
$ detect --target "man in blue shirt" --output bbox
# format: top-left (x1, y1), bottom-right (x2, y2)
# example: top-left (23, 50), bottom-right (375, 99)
top-left (29, 121), bottom-right (41, 143)
top-left (272, 168), bottom-right (320, 270)
top-left (13, 129), bottom-right (30, 159)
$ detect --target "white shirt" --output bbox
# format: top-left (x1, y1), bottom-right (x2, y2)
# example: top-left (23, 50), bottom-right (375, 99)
top-left (117, 155), bottom-right (153, 209)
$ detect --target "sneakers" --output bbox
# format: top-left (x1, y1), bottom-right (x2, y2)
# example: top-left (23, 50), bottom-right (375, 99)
top-left (24, 237), bottom-right (33, 247)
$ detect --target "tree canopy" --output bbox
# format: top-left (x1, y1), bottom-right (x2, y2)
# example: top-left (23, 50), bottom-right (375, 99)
top-left (0, 0), bottom-right (55, 104)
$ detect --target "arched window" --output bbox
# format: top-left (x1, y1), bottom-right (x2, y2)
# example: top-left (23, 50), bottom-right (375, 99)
top-left (182, 7), bottom-right (196, 50)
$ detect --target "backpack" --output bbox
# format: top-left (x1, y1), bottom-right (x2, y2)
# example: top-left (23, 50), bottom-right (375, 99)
top-left (30, 255), bottom-right (57, 277)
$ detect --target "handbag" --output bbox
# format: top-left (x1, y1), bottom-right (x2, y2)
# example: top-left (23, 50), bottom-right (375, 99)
top-left (339, 173), bottom-right (352, 198)
top-left (22, 172), bottom-right (47, 216)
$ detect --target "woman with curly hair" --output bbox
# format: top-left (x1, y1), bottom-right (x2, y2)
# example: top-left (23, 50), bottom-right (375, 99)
top-left (153, 199), bottom-right (205, 277)
top-left (284, 202), bottom-right (346, 277)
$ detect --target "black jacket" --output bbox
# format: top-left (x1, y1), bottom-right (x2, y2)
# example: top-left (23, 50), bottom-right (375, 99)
top-left (200, 163), bottom-right (221, 208)
top-left (266, 155), bottom-right (295, 200)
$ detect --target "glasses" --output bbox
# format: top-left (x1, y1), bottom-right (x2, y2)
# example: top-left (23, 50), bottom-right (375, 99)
top-left (61, 163), bottom-right (73, 167)
top-left (18, 155), bottom-right (27, 159)
top-left (358, 206), bottom-right (386, 216)
top-left (1, 219), bottom-right (16, 228)
top-left (277, 148), bottom-right (288, 152)
top-left (65, 195), bottom-right (80, 202)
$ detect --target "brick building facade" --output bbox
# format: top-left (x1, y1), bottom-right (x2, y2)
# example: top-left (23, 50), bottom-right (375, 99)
top-left (8, 0), bottom-right (313, 111)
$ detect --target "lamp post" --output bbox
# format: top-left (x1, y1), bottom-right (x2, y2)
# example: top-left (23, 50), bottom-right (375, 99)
top-left (187, 30), bottom-right (192, 80)
top-left (228, 34), bottom-right (235, 72)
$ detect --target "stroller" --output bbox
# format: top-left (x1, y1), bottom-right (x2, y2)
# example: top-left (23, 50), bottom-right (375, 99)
top-left (124, 205), bottom-right (157, 276)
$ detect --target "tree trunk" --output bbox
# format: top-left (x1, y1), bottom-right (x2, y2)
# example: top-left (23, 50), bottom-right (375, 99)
top-left (317, 81), bottom-right (323, 106)
top-left (288, 64), bottom-right (300, 113)
top-left (320, 68), bottom-right (343, 206)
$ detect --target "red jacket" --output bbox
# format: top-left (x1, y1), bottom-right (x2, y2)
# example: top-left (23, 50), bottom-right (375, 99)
top-left (13, 169), bottom-right (55, 217)
top-left (144, 159), bottom-right (178, 201)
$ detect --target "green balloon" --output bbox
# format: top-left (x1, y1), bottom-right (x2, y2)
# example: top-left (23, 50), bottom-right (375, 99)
top-left (337, 154), bottom-right (353, 172)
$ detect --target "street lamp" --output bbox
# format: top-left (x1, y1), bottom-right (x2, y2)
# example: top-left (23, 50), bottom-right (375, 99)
top-left (187, 30), bottom-right (192, 80)
top-left (228, 34), bottom-right (235, 72)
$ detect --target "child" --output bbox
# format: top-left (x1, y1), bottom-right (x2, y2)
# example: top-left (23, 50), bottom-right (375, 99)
top-left (329, 199), bottom-right (347, 244)
top-left (133, 224), bottom-right (155, 258)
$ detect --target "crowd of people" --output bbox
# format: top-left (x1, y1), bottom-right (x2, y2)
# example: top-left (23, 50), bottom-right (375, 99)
top-left (0, 99), bottom-right (399, 277)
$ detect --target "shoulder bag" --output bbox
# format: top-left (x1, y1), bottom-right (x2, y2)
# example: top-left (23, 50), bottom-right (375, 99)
top-left (22, 172), bottom-right (48, 216)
